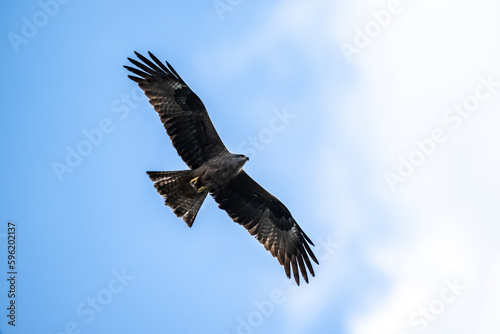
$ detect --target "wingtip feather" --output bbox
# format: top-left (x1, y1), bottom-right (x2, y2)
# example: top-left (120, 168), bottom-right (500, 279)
top-left (127, 75), bottom-right (143, 83)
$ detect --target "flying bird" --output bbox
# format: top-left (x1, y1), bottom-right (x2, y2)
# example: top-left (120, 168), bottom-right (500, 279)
top-left (124, 52), bottom-right (318, 285)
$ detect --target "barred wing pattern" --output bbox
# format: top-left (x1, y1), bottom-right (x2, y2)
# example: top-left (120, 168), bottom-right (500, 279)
top-left (212, 172), bottom-right (318, 285)
top-left (125, 52), bottom-right (227, 169)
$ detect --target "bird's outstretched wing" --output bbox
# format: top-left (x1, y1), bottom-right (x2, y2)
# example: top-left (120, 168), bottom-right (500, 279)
top-left (211, 171), bottom-right (318, 285)
top-left (124, 52), bottom-right (228, 169)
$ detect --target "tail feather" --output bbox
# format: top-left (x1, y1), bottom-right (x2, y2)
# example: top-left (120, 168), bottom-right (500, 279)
top-left (147, 170), bottom-right (208, 227)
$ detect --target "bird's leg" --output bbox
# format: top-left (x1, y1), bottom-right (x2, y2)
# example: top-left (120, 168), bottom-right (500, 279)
top-left (189, 176), bottom-right (199, 186)
top-left (190, 176), bottom-right (206, 192)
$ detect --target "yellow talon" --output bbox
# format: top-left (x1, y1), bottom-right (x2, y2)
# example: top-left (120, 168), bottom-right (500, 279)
top-left (190, 176), bottom-right (199, 185)
top-left (197, 186), bottom-right (206, 193)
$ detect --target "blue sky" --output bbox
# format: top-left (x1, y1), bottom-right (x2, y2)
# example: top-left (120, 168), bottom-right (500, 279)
top-left (1, 0), bottom-right (500, 333)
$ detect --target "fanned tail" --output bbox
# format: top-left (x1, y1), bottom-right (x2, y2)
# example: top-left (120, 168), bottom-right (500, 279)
top-left (147, 170), bottom-right (208, 227)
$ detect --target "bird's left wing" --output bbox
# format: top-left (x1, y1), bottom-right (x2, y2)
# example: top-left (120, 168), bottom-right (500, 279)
top-left (124, 52), bottom-right (228, 169)
top-left (211, 171), bottom-right (318, 285)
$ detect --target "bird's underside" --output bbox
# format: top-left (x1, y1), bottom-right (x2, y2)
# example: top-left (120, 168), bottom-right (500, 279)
top-left (125, 51), bottom-right (318, 285)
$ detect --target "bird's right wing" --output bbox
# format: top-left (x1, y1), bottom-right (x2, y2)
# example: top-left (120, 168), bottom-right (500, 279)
top-left (124, 52), bottom-right (228, 169)
top-left (211, 171), bottom-right (318, 285)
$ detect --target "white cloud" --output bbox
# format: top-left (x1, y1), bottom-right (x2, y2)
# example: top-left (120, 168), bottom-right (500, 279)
top-left (474, 256), bottom-right (500, 333)
top-left (350, 221), bottom-right (476, 334)
top-left (347, 0), bottom-right (500, 333)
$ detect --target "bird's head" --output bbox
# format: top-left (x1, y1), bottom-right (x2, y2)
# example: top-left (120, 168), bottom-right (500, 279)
top-left (232, 154), bottom-right (249, 167)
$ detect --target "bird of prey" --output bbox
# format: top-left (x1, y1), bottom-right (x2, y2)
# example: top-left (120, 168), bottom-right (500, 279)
top-left (124, 52), bottom-right (318, 285)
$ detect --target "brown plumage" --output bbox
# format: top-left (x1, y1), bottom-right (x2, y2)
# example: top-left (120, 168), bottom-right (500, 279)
top-left (125, 52), bottom-right (318, 285)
